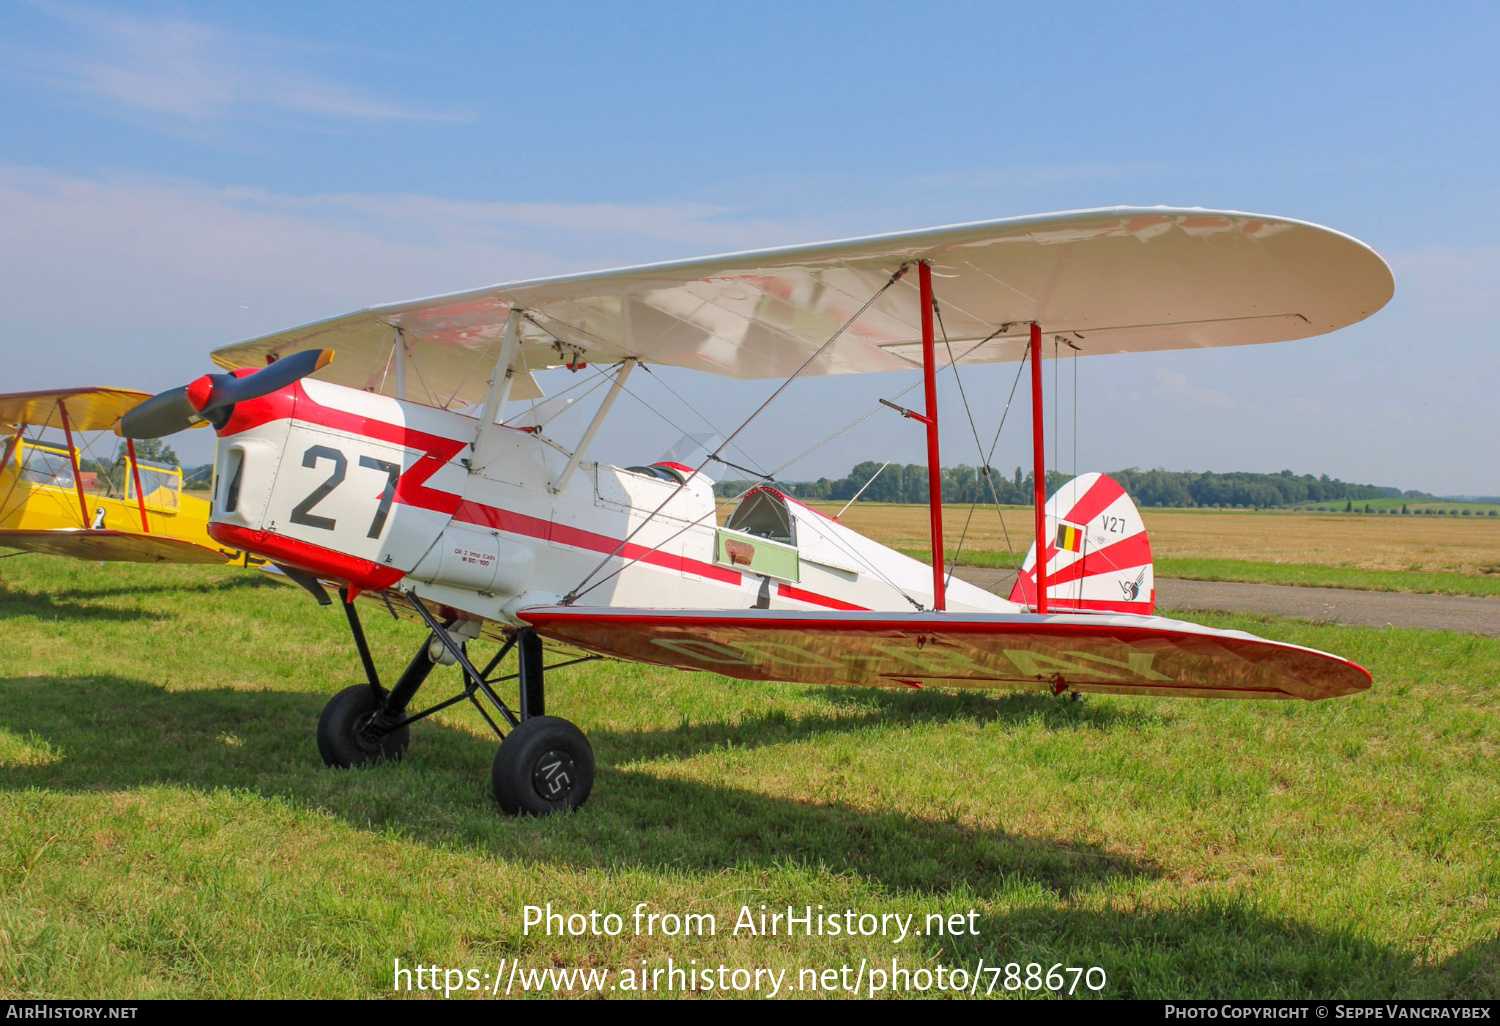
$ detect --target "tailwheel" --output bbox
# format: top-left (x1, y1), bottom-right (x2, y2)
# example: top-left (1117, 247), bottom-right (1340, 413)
top-left (317, 684), bottom-right (411, 767)
top-left (492, 716), bottom-right (595, 816)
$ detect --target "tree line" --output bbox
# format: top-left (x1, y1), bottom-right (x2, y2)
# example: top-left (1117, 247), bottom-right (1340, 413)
top-left (712, 463), bottom-right (1437, 509)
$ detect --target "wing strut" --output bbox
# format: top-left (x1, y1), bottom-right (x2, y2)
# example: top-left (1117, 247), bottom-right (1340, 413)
top-left (57, 400), bottom-right (90, 529)
top-left (125, 438), bottom-right (150, 533)
top-left (918, 261), bottom-right (947, 611)
top-left (551, 359), bottom-right (635, 494)
top-left (1029, 321), bottom-right (1049, 613)
top-left (0, 422), bottom-right (21, 476)
top-left (471, 309), bottom-right (523, 473)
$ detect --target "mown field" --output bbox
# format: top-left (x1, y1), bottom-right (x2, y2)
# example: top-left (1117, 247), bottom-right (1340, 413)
top-left (0, 556), bottom-right (1496, 999)
top-left (802, 502), bottom-right (1500, 596)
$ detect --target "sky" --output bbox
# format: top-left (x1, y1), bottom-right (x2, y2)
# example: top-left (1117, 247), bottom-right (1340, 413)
top-left (0, 1), bottom-right (1496, 494)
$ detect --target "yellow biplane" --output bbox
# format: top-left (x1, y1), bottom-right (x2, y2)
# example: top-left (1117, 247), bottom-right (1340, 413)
top-left (0, 387), bottom-right (255, 565)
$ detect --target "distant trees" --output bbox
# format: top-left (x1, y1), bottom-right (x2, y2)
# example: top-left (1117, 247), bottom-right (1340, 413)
top-left (713, 463), bottom-right (1434, 510)
top-left (114, 439), bottom-right (179, 466)
top-left (720, 462), bottom-right (1059, 505)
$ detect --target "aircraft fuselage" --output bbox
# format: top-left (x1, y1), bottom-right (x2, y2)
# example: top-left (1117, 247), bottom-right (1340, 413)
top-left (206, 377), bottom-right (1013, 622)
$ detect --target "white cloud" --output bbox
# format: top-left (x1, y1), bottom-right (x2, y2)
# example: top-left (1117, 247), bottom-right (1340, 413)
top-left (1, 160), bottom-right (1498, 491)
top-left (214, 187), bottom-right (806, 252)
top-left (1390, 246), bottom-right (1500, 326)
top-left (1149, 369), bottom-right (1257, 415)
top-left (0, 164), bottom-right (816, 394)
top-left (7, 2), bottom-right (466, 126)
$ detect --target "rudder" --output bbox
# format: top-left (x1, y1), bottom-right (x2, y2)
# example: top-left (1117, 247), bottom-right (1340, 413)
top-left (1008, 472), bottom-right (1154, 614)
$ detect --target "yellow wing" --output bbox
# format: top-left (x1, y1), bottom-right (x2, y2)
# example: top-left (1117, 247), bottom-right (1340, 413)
top-left (0, 387), bottom-right (236, 565)
top-left (0, 529), bottom-right (231, 564)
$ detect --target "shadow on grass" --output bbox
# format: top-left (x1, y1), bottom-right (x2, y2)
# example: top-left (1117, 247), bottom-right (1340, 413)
top-left (0, 673), bottom-right (1491, 997)
top-left (594, 687), bottom-right (1164, 766)
top-left (936, 903), bottom-right (1497, 999)
top-left (3, 573), bottom-right (279, 603)
top-left (0, 572), bottom-right (278, 623)
top-left (818, 684), bottom-right (1167, 729)
top-left (0, 673), bottom-right (1148, 898)
top-left (0, 590), bottom-right (169, 623)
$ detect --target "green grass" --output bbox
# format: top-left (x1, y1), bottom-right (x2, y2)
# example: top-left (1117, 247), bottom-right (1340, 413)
top-left (1157, 559), bottom-right (1500, 598)
top-left (0, 555), bottom-right (1496, 999)
top-left (898, 547), bottom-right (1020, 570)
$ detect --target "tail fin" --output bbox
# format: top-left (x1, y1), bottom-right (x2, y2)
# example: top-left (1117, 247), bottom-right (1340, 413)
top-left (1008, 472), bottom-right (1154, 614)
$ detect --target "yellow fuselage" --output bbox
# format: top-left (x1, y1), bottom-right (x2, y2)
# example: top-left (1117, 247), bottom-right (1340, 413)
top-left (0, 439), bottom-right (219, 550)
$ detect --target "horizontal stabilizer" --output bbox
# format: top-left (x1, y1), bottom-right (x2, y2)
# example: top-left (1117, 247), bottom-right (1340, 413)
top-left (518, 607), bottom-right (1371, 701)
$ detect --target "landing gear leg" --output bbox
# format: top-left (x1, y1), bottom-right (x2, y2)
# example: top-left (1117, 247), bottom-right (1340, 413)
top-left (493, 629), bottom-right (594, 815)
top-left (317, 589), bottom-right (440, 768)
top-left (519, 628), bottom-right (544, 719)
top-left (319, 590), bottom-right (597, 814)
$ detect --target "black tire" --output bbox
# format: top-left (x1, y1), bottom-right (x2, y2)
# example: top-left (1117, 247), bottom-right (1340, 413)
top-left (492, 716), bottom-right (594, 816)
top-left (316, 684), bottom-right (410, 768)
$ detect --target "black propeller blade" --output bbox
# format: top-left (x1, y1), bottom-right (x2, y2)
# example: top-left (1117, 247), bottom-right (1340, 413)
top-left (116, 386), bottom-right (197, 440)
top-left (118, 349), bottom-right (334, 439)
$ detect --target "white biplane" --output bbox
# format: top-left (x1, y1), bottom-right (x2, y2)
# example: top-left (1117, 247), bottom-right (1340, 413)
top-left (117, 206), bottom-right (1393, 815)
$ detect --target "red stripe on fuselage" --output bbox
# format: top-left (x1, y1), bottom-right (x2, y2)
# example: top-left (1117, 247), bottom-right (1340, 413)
top-left (223, 384), bottom-right (887, 605)
top-left (776, 582), bottom-right (869, 610)
top-left (451, 500), bottom-right (743, 585)
top-left (221, 382), bottom-right (467, 514)
top-left (209, 523), bottom-right (404, 592)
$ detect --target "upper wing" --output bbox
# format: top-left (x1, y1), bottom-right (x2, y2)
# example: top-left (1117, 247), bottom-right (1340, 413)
top-left (210, 206), bottom-right (1394, 407)
top-left (0, 529), bottom-right (233, 564)
top-left (516, 606), bottom-right (1371, 701)
top-left (0, 388), bottom-right (154, 432)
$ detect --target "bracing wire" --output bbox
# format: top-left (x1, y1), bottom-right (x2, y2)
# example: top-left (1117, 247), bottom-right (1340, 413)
top-left (376, 327), bottom-right (396, 397)
top-left (638, 363), bottom-right (769, 478)
top-left (834, 460), bottom-right (891, 520)
top-left (563, 263), bottom-right (912, 604)
top-left (610, 374), bottom-right (764, 474)
top-left (977, 351), bottom-right (1031, 583)
top-left (441, 344), bottom-right (484, 411)
top-left (771, 333), bottom-right (994, 483)
top-left (1053, 337), bottom-right (1059, 496)
top-left (934, 307), bottom-right (1028, 588)
top-left (1073, 341), bottom-right (1081, 606)
top-left (934, 305), bottom-right (986, 583)
top-left (409, 349), bottom-right (440, 408)
top-left (0, 402), bottom-right (55, 522)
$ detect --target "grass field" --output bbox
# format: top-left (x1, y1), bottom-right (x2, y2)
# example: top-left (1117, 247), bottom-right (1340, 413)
top-left (1153, 560), bottom-right (1500, 598)
top-left (0, 556), bottom-right (1496, 999)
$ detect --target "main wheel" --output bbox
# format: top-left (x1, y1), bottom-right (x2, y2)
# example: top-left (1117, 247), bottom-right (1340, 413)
top-left (316, 684), bottom-right (410, 768)
top-left (492, 716), bottom-right (595, 816)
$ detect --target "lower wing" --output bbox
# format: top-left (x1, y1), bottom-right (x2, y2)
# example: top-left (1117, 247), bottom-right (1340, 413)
top-left (0, 529), bottom-right (236, 565)
top-left (517, 607), bottom-right (1370, 701)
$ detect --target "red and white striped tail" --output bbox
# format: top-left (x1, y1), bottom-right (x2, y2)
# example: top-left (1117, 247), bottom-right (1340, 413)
top-left (1009, 473), bottom-right (1154, 614)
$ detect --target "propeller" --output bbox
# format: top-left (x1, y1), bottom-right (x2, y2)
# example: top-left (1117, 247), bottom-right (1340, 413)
top-left (119, 349), bottom-right (334, 439)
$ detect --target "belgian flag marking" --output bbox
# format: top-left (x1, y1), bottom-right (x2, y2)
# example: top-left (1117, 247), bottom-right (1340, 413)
top-left (1055, 522), bottom-right (1084, 553)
